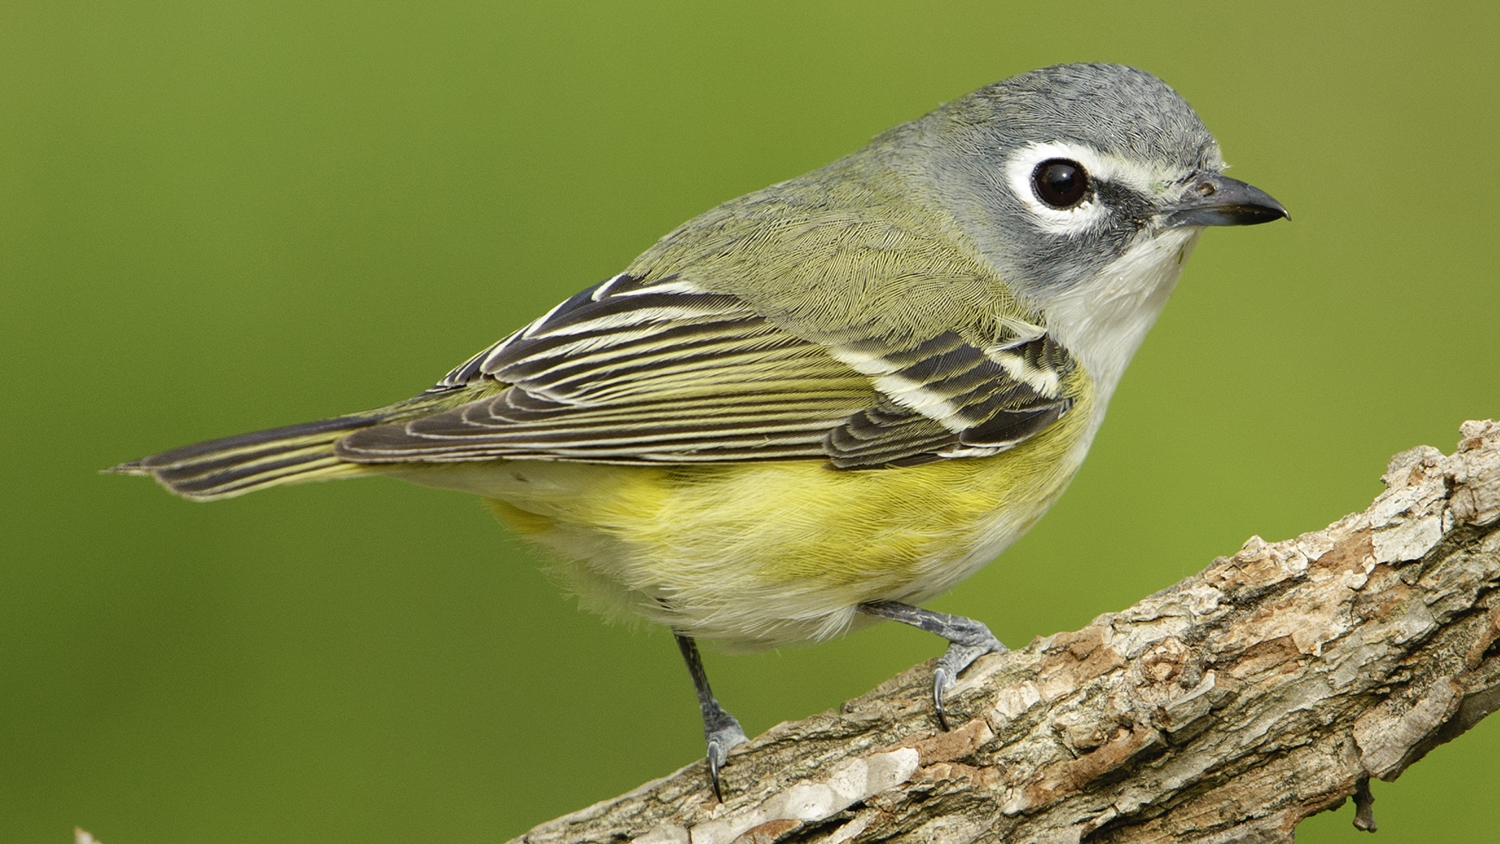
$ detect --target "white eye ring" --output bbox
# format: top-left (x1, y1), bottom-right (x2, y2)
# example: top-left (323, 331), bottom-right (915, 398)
top-left (1005, 142), bottom-right (1115, 235)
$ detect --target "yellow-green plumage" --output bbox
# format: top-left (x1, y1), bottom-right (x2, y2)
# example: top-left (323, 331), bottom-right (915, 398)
top-left (109, 109), bottom-right (1129, 650)
top-left (111, 62), bottom-right (1288, 792)
top-left (625, 124), bottom-right (1026, 350)
top-left (383, 367), bottom-right (1093, 650)
top-left (114, 62), bottom-right (1271, 659)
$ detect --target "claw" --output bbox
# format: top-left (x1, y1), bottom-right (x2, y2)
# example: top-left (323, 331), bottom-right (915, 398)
top-left (932, 667), bottom-right (953, 730)
top-left (708, 743), bottom-right (726, 801)
top-left (857, 602), bottom-right (1006, 731)
top-left (704, 717), bottom-right (747, 801)
top-left (931, 639), bottom-right (1006, 729)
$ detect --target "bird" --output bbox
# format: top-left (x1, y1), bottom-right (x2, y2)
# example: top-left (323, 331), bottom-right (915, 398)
top-left (112, 62), bottom-right (1287, 799)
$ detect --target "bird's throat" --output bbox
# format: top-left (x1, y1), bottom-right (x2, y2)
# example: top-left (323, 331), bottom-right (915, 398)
top-left (1042, 228), bottom-right (1200, 411)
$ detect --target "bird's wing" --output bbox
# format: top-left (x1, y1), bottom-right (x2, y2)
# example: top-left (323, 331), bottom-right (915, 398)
top-left (334, 273), bottom-right (1076, 468)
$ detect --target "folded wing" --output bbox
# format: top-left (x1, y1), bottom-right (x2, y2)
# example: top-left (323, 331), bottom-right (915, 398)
top-left (335, 273), bottom-right (1076, 469)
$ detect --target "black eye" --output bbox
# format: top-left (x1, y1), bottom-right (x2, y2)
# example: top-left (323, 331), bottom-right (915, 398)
top-left (1031, 159), bottom-right (1089, 209)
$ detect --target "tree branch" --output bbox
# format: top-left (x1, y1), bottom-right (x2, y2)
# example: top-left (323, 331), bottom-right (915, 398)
top-left (515, 421), bottom-right (1500, 844)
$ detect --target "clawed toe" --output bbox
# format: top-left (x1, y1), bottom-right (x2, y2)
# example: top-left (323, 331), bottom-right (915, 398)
top-left (932, 638), bottom-right (1005, 729)
top-left (705, 719), bottom-right (748, 801)
top-left (856, 600), bottom-right (1007, 731)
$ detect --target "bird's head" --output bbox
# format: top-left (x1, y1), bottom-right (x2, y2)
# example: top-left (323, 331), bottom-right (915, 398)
top-left (913, 62), bottom-right (1287, 301)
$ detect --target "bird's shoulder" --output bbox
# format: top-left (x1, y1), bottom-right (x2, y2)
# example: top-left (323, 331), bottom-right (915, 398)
top-left (623, 150), bottom-right (1033, 347)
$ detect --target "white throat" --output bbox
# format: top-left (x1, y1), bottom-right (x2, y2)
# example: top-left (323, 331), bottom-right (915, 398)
top-left (1044, 227), bottom-right (1201, 410)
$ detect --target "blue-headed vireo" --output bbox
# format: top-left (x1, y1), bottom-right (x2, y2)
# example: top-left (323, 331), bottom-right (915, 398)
top-left (114, 63), bottom-right (1287, 797)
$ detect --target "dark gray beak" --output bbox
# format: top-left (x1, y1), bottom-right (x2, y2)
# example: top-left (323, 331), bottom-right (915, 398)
top-left (1162, 172), bottom-right (1288, 228)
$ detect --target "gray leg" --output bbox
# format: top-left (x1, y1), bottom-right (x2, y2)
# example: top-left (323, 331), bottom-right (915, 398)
top-left (675, 633), bottom-right (747, 800)
top-left (858, 601), bottom-right (1006, 730)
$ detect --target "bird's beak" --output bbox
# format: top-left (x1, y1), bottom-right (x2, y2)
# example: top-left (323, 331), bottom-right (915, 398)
top-left (1162, 172), bottom-right (1288, 228)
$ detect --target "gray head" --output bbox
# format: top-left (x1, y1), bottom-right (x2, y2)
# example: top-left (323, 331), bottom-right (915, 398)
top-left (902, 63), bottom-right (1285, 301)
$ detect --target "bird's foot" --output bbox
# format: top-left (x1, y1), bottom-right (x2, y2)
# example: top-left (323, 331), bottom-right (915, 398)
top-left (857, 601), bottom-right (1007, 730)
top-left (703, 708), bottom-right (748, 801)
top-left (932, 632), bottom-right (1005, 730)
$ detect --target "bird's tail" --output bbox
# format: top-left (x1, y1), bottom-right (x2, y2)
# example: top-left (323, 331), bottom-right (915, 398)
top-left (110, 406), bottom-right (414, 501)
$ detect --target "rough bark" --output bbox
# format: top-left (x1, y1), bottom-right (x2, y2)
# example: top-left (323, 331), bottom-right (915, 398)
top-left (515, 421), bottom-right (1500, 844)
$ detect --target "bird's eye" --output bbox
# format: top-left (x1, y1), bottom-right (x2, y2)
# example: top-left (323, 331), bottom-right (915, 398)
top-left (1031, 159), bottom-right (1090, 209)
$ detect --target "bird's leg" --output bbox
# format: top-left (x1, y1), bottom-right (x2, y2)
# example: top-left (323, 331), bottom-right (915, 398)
top-left (674, 633), bottom-right (747, 801)
top-left (858, 600), bottom-right (1006, 730)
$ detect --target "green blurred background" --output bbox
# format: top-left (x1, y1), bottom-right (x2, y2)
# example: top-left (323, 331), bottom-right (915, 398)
top-left (4, 2), bottom-right (1497, 841)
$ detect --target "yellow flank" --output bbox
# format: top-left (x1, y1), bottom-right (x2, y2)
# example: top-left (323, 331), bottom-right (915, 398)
top-left (456, 368), bottom-right (1096, 650)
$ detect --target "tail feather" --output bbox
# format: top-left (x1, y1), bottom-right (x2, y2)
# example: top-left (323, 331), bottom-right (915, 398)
top-left (110, 411), bottom-right (398, 501)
